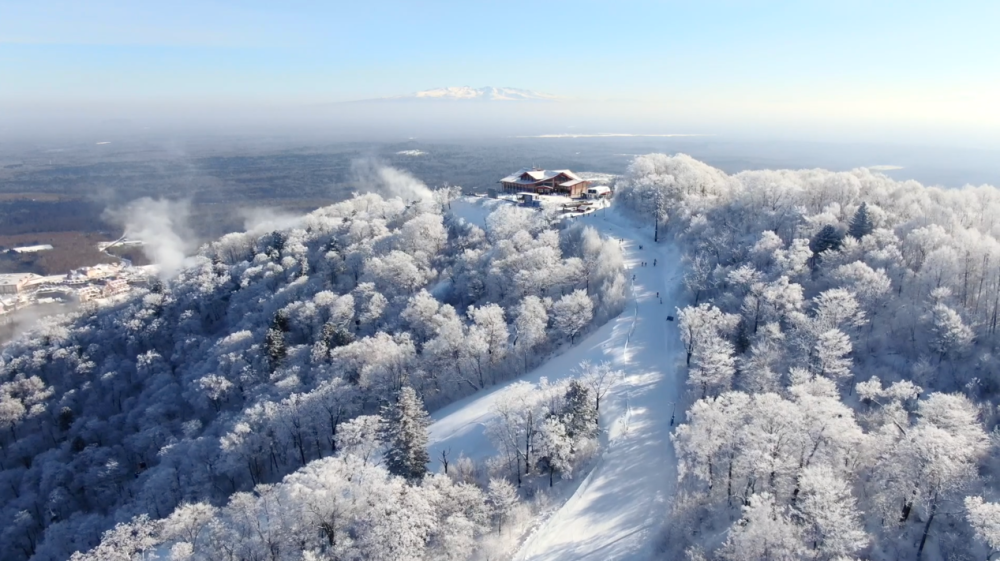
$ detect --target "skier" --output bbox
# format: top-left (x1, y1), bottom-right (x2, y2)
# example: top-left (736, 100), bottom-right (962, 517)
top-left (653, 259), bottom-right (657, 266)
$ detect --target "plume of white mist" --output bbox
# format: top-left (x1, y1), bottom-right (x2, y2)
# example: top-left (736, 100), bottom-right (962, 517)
top-left (104, 198), bottom-right (196, 279)
top-left (240, 207), bottom-right (304, 235)
top-left (350, 159), bottom-right (434, 202)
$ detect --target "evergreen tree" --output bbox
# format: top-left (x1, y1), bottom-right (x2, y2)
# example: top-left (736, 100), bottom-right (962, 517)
top-left (562, 380), bottom-right (598, 439)
top-left (265, 312), bottom-right (288, 372)
top-left (848, 202), bottom-right (874, 239)
top-left (809, 224), bottom-right (843, 256)
top-left (322, 321), bottom-right (354, 349)
top-left (809, 225), bottom-right (844, 269)
top-left (381, 386), bottom-right (431, 481)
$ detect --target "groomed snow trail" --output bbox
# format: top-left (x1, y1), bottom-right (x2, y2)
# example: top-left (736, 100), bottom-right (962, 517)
top-left (427, 202), bottom-right (685, 560)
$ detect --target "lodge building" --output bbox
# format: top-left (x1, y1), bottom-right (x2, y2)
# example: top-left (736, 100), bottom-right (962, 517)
top-left (499, 168), bottom-right (590, 198)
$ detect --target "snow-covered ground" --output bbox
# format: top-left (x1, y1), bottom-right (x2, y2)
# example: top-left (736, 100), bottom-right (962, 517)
top-left (430, 201), bottom-right (686, 560)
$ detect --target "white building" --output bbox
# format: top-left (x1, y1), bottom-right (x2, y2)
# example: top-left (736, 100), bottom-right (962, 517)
top-left (0, 273), bottom-right (41, 295)
top-left (586, 186), bottom-right (612, 199)
top-left (77, 286), bottom-right (101, 302)
top-left (84, 263), bottom-right (123, 279)
top-left (102, 279), bottom-right (129, 297)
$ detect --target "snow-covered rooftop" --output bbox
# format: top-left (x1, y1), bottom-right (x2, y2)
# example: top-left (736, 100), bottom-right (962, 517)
top-left (500, 168), bottom-right (584, 184)
top-left (0, 273), bottom-right (39, 285)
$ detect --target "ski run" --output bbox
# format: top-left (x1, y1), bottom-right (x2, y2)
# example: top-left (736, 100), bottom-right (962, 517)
top-left (428, 201), bottom-right (685, 560)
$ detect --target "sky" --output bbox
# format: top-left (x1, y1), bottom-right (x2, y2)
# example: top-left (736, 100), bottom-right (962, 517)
top-left (2, 0), bottom-right (1000, 146)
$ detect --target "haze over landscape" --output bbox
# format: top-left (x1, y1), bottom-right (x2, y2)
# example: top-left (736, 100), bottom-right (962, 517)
top-left (3, 2), bottom-right (1000, 561)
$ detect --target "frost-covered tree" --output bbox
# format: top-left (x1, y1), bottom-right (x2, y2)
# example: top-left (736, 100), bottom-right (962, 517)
top-left (719, 493), bottom-right (806, 561)
top-left (514, 295), bottom-right (548, 372)
top-left (579, 360), bottom-right (617, 418)
top-left (552, 290), bottom-right (594, 343)
top-left (688, 331), bottom-right (737, 396)
top-left (678, 303), bottom-right (739, 366)
top-left (797, 465), bottom-right (869, 559)
top-left (965, 496), bottom-right (1000, 560)
top-left (68, 515), bottom-right (159, 561)
top-left (536, 417), bottom-right (573, 487)
top-left (336, 415), bottom-right (383, 465)
top-left (929, 302), bottom-right (974, 360)
top-left (486, 478), bottom-right (519, 534)
top-left (813, 328), bottom-right (853, 384)
top-left (813, 289), bottom-right (867, 333)
top-left (381, 387), bottom-right (431, 482)
top-left (871, 393), bottom-right (989, 556)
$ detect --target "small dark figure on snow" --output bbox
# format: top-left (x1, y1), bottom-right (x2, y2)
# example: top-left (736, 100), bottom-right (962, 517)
top-left (653, 259), bottom-right (656, 266)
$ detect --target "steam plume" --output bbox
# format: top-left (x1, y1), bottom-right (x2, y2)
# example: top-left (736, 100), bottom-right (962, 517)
top-left (350, 159), bottom-right (434, 202)
top-left (104, 198), bottom-right (196, 279)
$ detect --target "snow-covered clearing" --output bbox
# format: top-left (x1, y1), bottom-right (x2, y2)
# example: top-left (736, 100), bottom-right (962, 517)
top-left (449, 196), bottom-right (512, 229)
top-left (428, 202), bottom-right (686, 560)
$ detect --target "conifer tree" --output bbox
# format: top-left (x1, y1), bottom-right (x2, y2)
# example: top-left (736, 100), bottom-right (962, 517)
top-left (380, 386), bottom-right (431, 481)
top-left (848, 202), bottom-right (874, 239)
top-left (265, 311), bottom-right (289, 372)
top-left (809, 225), bottom-right (844, 269)
top-left (809, 225), bottom-right (843, 256)
top-left (562, 380), bottom-right (598, 439)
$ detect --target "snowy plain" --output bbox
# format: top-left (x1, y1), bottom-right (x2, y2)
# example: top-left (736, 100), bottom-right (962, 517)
top-left (430, 198), bottom-right (687, 560)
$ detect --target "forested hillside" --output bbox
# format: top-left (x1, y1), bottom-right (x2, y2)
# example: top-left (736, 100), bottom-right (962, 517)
top-left (0, 182), bottom-right (626, 561)
top-left (616, 154), bottom-right (1000, 560)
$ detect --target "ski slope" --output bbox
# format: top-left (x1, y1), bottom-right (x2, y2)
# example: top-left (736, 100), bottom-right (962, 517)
top-left (428, 202), bottom-right (686, 560)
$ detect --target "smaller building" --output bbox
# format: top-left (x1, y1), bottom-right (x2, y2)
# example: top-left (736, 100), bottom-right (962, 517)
top-left (517, 192), bottom-right (542, 207)
top-left (0, 273), bottom-right (41, 295)
top-left (84, 264), bottom-right (123, 279)
top-left (102, 278), bottom-right (129, 297)
top-left (77, 286), bottom-right (101, 302)
top-left (586, 186), bottom-right (612, 199)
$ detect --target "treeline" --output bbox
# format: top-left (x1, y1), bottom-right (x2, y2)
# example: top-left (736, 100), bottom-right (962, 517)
top-left (0, 185), bottom-right (625, 561)
top-left (615, 154), bottom-right (1000, 560)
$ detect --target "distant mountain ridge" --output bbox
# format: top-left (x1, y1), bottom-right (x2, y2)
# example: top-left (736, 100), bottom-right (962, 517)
top-left (376, 86), bottom-right (561, 102)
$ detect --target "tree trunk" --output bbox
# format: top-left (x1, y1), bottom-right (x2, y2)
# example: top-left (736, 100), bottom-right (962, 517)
top-left (916, 497), bottom-right (937, 560)
top-left (525, 412), bottom-right (533, 474)
top-left (727, 459), bottom-right (733, 506)
top-left (900, 500), bottom-right (912, 523)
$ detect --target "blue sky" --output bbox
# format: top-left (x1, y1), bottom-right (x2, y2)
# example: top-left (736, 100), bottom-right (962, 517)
top-left (2, 0), bottom-right (999, 143)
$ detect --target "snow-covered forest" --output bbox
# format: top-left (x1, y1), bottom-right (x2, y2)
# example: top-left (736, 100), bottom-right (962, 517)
top-left (0, 178), bottom-right (626, 561)
top-left (616, 154), bottom-right (1000, 560)
top-left (12, 152), bottom-right (1000, 561)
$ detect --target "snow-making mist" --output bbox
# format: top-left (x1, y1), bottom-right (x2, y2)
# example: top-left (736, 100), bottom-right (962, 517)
top-left (103, 197), bottom-right (197, 278)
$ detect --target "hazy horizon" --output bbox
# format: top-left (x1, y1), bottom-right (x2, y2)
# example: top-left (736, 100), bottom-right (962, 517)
top-left (3, 1), bottom-right (1000, 150)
